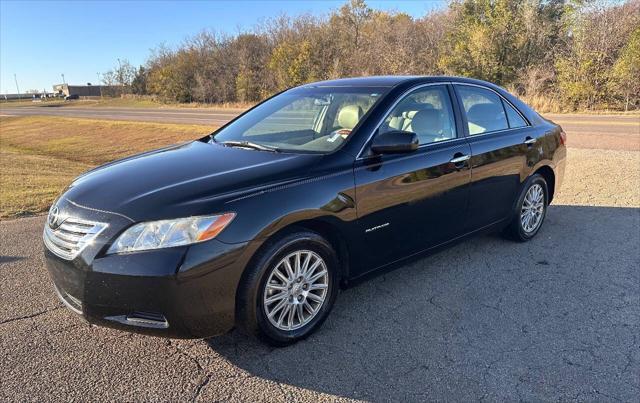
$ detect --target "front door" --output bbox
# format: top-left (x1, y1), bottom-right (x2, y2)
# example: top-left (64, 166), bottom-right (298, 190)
top-left (353, 84), bottom-right (471, 273)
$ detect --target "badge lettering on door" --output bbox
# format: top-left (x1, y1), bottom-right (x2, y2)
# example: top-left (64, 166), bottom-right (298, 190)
top-left (365, 222), bottom-right (390, 233)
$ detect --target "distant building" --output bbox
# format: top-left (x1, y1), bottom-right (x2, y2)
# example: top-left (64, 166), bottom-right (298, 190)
top-left (2, 93), bottom-right (35, 100)
top-left (52, 83), bottom-right (125, 97)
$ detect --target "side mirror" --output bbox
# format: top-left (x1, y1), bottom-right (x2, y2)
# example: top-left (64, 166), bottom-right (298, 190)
top-left (370, 130), bottom-right (419, 154)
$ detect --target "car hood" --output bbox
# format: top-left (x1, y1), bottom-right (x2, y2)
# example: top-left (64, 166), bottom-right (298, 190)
top-left (63, 140), bottom-right (322, 222)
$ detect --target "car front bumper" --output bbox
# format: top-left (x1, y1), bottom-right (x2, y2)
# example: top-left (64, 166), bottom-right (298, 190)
top-left (44, 237), bottom-right (250, 339)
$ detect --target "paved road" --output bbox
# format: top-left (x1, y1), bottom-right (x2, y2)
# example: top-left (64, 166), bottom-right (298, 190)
top-left (1, 106), bottom-right (638, 150)
top-left (0, 105), bottom-right (241, 125)
top-left (545, 114), bottom-right (639, 151)
top-left (1, 205), bottom-right (639, 401)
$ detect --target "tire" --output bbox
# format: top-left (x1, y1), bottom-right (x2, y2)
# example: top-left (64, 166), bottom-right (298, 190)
top-left (236, 230), bottom-right (339, 346)
top-left (503, 174), bottom-right (549, 242)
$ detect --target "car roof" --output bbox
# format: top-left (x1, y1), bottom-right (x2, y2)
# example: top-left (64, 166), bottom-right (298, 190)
top-left (301, 75), bottom-right (498, 89)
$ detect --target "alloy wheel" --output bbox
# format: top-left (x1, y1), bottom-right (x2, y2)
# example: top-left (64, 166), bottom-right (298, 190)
top-left (520, 183), bottom-right (545, 233)
top-left (263, 250), bottom-right (329, 331)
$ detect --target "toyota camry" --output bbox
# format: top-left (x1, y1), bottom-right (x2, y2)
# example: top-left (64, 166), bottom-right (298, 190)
top-left (44, 76), bottom-right (566, 345)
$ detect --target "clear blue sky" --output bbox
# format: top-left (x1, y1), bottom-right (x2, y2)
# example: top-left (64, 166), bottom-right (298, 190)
top-left (0, 0), bottom-right (445, 94)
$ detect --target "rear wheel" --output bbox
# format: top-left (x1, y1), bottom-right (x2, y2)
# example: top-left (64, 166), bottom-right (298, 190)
top-left (236, 230), bottom-right (339, 346)
top-left (503, 174), bottom-right (548, 242)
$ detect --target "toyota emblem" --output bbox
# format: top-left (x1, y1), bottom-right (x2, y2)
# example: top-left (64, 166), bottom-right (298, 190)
top-left (48, 205), bottom-right (61, 229)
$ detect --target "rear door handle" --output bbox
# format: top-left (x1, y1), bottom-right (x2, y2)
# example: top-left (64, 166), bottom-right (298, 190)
top-left (524, 137), bottom-right (536, 145)
top-left (450, 154), bottom-right (470, 164)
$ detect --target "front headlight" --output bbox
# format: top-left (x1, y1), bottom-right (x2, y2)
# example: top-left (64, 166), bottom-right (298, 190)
top-left (107, 213), bottom-right (235, 254)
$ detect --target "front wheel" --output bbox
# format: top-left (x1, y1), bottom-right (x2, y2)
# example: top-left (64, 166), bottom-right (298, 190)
top-left (503, 174), bottom-right (549, 242)
top-left (236, 230), bottom-right (339, 346)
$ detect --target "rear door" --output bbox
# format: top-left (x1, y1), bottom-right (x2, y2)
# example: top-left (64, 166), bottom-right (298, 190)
top-left (353, 84), bottom-right (471, 272)
top-left (453, 84), bottom-right (534, 231)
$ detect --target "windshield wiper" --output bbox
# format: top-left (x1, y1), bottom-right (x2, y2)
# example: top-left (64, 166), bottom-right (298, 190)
top-left (221, 140), bottom-right (279, 152)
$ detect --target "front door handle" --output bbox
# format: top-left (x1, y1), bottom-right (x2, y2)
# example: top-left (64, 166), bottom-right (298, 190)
top-left (450, 154), bottom-right (471, 164)
top-left (524, 137), bottom-right (537, 145)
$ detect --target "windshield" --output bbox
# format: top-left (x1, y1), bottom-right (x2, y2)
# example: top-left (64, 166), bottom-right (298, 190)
top-left (212, 87), bottom-right (386, 153)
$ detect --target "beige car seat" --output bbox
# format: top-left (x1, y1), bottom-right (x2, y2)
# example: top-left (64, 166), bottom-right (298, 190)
top-left (337, 105), bottom-right (363, 130)
top-left (407, 109), bottom-right (450, 143)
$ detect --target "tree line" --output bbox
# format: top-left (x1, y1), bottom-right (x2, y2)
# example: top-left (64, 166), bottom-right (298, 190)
top-left (103, 0), bottom-right (640, 112)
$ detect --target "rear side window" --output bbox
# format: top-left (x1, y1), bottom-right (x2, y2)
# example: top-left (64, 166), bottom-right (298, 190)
top-left (456, 85), bottom-right (508, 135)
top-left (503, 100), bottom-right (528, 128)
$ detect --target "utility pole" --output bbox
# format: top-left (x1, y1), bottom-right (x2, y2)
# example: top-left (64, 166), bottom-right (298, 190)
top-left (61, 73), bottom-right (66, 84)
top-left (97, 72), bottom-right (103, 98)
top-left (13, 73), bottom-right (20, 96)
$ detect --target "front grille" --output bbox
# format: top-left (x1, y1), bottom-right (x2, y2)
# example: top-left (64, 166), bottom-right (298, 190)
top-left (43, 215), bottom-right (108, 260)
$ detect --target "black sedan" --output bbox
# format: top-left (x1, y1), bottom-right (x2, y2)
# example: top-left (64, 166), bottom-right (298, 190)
top-left (44, 76), bottom-right (566, 345)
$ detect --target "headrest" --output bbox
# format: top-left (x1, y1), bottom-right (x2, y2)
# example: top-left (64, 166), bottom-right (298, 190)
top-left (337, 105), bottom-right (363, 130)
top-left (467, 103), bottom-right (503, 121)
top-left (402, 110), bottom-right (419, 119)
top-left (410, 109), bottom-right (443, 135)
top-left (401, 103), bottom-right (434, 119)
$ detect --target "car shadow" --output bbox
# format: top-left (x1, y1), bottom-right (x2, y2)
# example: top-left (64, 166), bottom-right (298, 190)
top-left (205, 205), bottom-right (640, 401)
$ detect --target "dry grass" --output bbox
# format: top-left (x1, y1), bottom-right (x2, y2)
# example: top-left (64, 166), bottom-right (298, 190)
top-left (0, 116), bottom-right (212, 219)
top-left (519, 94), bottom-right (565, 113)
top-left (0, 147), bottom-right (92, 218)
top-left (0, 116), bottom-right (210, 164)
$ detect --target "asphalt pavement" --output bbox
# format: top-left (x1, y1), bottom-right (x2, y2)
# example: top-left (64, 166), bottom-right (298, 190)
top-left (1, 204), bottom-right (639, 401)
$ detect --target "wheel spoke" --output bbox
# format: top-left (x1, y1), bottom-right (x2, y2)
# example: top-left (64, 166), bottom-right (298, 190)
top-left (308, 269), bottom-right (327, 284)
top-left (273, 267), bottom-right (289, 284)
top-left (301, 253), bottom-right (311, 276)
top-left (296, 303), bottom-right (305, 324)
top-left (277, 304), bottom-right (290, 326)
top-left (308, 283), bottom-right (328, 291)
top-left (283, 259), bottom-right (295, 280)
top-left (266, 283), bottom-right (287, 292)
top-left (294, 251), bottom-right (301, 277)
top-left (303, 300), bottom-right (314, 315)
top-left (269, 298), bottom-right (287, 319)
top-left (306, 292), bottom-right (324, 303)
top-left (265, 291), bottom-right (286, 304)
top-left (304, 259), bottom-right (321, 278)
top-left (287, 303), bottom-right (295, 329)
top-left (526, 213), bottom-right (534, 229)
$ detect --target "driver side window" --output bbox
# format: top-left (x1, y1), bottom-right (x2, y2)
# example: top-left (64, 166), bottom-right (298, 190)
top-left (379, 85), bottom-right (456, 145)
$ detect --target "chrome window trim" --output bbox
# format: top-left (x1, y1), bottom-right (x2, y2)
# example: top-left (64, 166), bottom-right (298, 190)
top-left (356, 82), bottom-right (454, 160)
top-left (457, 125), bottom-right (533, 139)
top-left (451, 82), bottom-right (532, 135)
